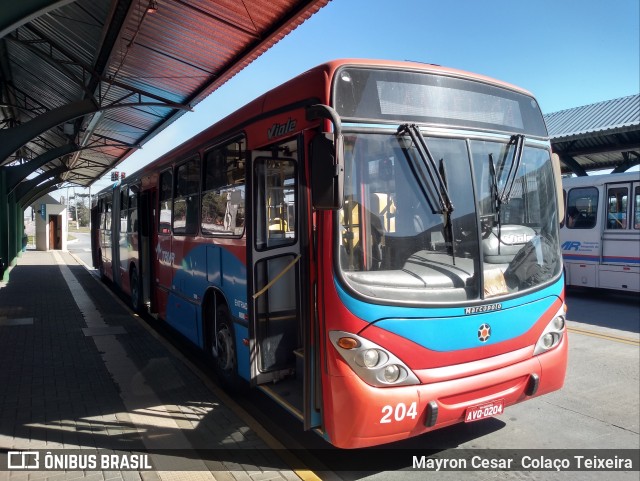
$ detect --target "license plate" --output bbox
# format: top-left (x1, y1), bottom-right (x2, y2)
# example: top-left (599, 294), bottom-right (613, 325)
top-left (464, 399), bottom-right (504, 422)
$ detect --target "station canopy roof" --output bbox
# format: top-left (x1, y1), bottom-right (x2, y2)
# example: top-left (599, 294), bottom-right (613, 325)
top-left (0, 0), bottom-right (329, 190)
top-left (544, 94), bottom-right (640, 175)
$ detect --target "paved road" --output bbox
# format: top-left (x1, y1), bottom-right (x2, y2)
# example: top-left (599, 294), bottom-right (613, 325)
top-left (67, 231), bottom-right (93, 268)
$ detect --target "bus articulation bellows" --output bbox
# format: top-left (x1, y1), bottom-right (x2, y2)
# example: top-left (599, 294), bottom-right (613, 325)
top-left (92, 59), bottom-right (568, 449)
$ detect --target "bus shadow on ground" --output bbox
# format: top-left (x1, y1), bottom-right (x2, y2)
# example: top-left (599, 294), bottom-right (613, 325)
top-left (286, 419), bottom-right (507, 477)
top-left (565, 286), bottom-right (640, 334)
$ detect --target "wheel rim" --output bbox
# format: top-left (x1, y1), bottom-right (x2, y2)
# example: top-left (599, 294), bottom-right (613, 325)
top-left (216, 325), bottom-right (234, 372)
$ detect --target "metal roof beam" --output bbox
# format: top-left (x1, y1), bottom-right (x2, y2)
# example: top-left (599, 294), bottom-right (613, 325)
top-left (174, 0), bottom-right (261, 39)
top-left (555, 141), bottom-right (640, 158)
top-left (0, 97), bottom-right (187, 165)
top-left (557, 154), bottom-right (588, 177)
top-left (84, 133), bottom-right (141, 149)
top-left (6, 30), bottom-right (192, 110)
top-left (0, 0), bottom-right (77, 40)
top-left (14, 164), bottom-right (69, 201)
top-left (63, 171), bottom-right (97, 184)
top-left (4, 143), bottom-right (77, 190)
top-left (611, 151), bottom-right (640, 174)
top-left (20, 175), bottom-right (62, 207)
top-left (5, 138), bottom-right (136, 190)
top-left (72, 158), bottom-right (115, 169)
top-left (0, 98), bottom-right (96, 165)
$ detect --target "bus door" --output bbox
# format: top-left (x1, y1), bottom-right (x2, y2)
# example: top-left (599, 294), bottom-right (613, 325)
top-left (249, 136), bottom-right (321, 430)
top-left (102, 195), bottom-right (113, 280)
top-left (602, 180), bottom-right (640, 290)
top-left (110, 186), bottom-right (123, 287)
top-left (138, 188), bottom-right (154, 311)
top-left (90, 203), bottom-right (100, 268)
top-left (250, 153), bottom-right (302, 385)
top-left (116, 186), bottom-right (128, 289)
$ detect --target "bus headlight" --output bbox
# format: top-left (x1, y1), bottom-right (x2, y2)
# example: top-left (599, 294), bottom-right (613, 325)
top-left (329, 331), bottom-right (419, 387)
top-left (383, 364), bottom-right (402, 383)
top-left (357, 349), bottom-right (388, 368)
top-left (534, 305), bottom-right (566, 355)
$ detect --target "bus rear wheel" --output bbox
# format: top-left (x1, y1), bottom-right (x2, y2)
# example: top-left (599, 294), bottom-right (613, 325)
top-left (211, 304), bottom-right (240, 389)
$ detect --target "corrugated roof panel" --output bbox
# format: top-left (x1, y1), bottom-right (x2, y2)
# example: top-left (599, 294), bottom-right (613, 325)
top-left (0, 0), bottom-right (330, 187)
top-left (545, 94), bottom-right (640, 139)
top-left (29, 1), bottom-right (108, 66)
top-left (192, 0), bottom-right (263, 33)
top-left (545, 95), bottom-right (640, 175)
top-left (113, 2), bottom-right (257, 100)
top-left (8, 39), bottom-right (85, 109)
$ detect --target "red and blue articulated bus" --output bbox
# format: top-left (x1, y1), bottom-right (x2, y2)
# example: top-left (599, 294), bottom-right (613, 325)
top-left (91, 59), bottom-right (568, 449)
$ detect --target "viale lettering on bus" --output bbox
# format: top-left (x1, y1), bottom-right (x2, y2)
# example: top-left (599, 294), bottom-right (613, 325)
top-left (267, 118), bottom-right (296, 139)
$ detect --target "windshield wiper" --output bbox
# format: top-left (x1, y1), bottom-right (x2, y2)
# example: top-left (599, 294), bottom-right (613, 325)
top-left (488, 134), bottom-right (525, 255)
top-left (397, 124), bottom-right (454, 215)
top-left (500, 134), bottom-right (525, 204)
top-left (439, 157), bottom-right (458, 264)
top-left (397, 124), bottom-right (457, 264)
top-left (489, 152), bottom-right (501, 219)
top-left (489, 134), bottom-right (526, 221)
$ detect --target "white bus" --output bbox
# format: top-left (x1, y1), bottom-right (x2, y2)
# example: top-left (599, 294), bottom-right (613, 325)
top-left (560, 171), bottom-right (640, 292)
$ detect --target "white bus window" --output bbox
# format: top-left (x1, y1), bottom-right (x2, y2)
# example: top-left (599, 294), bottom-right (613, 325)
top-left (606, 186), bottom-right (628, 230)
top-left (566, 187), bottom-right (597, 229)
top-left (158, 171), bottom-right (172, 234)
top-left (634, 186), bottom-right (640, 230)
top-left (174, 158), bottom-right (200, 236)
top-left (201, 138), bottom-right (246, 236)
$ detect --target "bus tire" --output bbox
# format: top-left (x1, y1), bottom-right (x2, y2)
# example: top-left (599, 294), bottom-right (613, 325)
top-left (211, 304), bottom-right (240, 389)
top-left (130, 267), bottom-right (142, 312)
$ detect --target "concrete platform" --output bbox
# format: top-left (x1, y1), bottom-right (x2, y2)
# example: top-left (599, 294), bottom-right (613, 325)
top-left (0, 250), bottom-right (304, 481)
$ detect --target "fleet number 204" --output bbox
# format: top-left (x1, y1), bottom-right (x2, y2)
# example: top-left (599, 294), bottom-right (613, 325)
top-left (380, 402), bottom-right (418, 423)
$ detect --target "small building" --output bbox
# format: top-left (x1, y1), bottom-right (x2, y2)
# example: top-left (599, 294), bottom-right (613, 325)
top-left (30, 194), bottom-right (68, 251)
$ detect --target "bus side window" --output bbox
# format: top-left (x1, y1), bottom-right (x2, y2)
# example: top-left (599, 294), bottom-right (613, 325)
top-left (201, 137), bottom-right (246, 237)
top-left (566, 186), bottom-right (598, 229)
top-left (606, 186), bottom-right (628, 230)
top-left (158, 170), bottom-right (173, 234)
top-left (635, 186), bottom-right (640, 230)
top-left (128, 189), bottom-right (138, 233)
top-left (174, 157), bottom-right (200, 236)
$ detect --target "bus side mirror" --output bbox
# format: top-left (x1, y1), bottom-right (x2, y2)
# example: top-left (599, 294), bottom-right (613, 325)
top-left (307, 104), bottom-right (344, 210)
top-left (551, 153), bottom-right (564, 222)
top-left (309, 133), bottom-right (344, 210)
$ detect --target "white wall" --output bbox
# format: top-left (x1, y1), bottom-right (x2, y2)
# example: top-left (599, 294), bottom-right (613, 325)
top-left (34, 204), bottom-right (68, 251)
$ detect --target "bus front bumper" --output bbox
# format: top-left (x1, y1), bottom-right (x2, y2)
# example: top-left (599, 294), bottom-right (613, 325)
top-left (323, 334), bottom-right (568, 449)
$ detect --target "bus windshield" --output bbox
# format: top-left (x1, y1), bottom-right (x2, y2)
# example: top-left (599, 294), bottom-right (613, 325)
top-left (338, 131), bottom-right (561, 304)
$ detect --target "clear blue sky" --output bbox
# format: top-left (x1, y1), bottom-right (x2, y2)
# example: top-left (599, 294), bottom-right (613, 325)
top-left (91, 0), bottom-right (639, 191)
